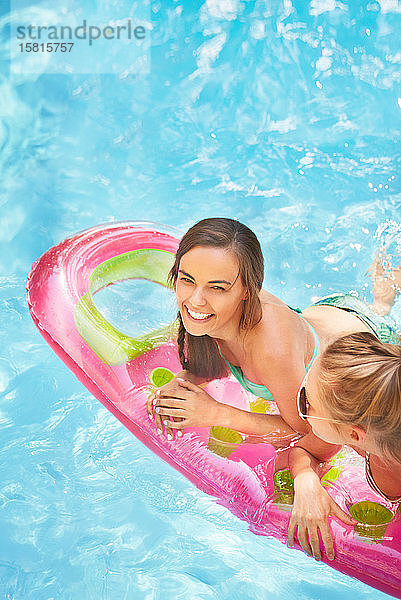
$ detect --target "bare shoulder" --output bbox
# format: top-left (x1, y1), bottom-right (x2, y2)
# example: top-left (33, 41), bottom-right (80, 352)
top-left (247, 295), bottom-right (300, 363)
top-left (262, 294), bottom-right (301, 340)
top-left (302, 304), bottom-right (372, 340)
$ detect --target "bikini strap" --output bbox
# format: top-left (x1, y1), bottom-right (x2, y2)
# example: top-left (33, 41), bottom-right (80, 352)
top-left (295, 311), bottom-right (320, 372)
top-left (365, 451), bottom-right (401, 504)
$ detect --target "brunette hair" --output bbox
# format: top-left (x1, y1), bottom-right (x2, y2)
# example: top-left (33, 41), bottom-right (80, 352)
top-left (168, 218), bottom-right (264, 380)
top-left (319, 331), bottom-right (401, 463)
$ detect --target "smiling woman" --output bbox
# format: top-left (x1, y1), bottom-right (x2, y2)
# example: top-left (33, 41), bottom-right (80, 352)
top-left (147, 217), bottom-right (318, 440)
top-left (170, 218), bottom-right (264, 380)
top-left (147, 218), bottom-right (401, 451)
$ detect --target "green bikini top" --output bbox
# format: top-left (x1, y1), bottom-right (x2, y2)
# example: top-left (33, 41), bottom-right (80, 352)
top-left (218, 308), bottom-right (320, 402)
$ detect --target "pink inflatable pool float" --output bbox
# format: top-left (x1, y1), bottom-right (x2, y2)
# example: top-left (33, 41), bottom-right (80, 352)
top-left (26, 221), bottom-right (401, 598)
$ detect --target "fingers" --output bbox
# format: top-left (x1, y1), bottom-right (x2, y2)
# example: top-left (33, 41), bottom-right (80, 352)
top-left (146, 377), bottom-right (214, 440)
top-left (154, 400), bottom-right (164, 434)
top-left (293, 524), bottom-right (322, 560)
top-left (167, 419), bottom-right (186, 431)
top-left (147, 390), bottom-right (165, 433)
top-left (158, 387), bottom-right (191, 401)
top-left (307, 526), bottom-right (321, 561)
top-left (332, 503), bottom-right (358, 526)
top-left (147, 388), bottom-right (187, 440)
top-left (152, 396), bottom-right (188, 433)
top-left (176, 378), bottom-right (200, 392)
top-left (146, 395), bottom-right (154, 419)
top-left (163, 417), bottom-right (186, 441)
top-left (296, 525), bottom-right (313, 558)
top-left (161, 417), bottom-right (174, 441)
top-left (288, 517), bottom-right (296, 548)
top-left (288, 518), bottom-right (336, 561)
top-left (150, 378), bottom-right (198, 405)
top-left (288, 515), bottom-right (325, 561)
top-left (161, 415), bottom-right (186, 440)
top-left (319, 522), bottom-right (335, 561)
top-left (155, 406), bottom-right (186, 419)
top-left (155, 397), bottom-right (187, 410)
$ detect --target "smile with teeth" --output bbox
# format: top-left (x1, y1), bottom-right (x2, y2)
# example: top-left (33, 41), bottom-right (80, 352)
top-left (185, 305), bottom-right (214, 321)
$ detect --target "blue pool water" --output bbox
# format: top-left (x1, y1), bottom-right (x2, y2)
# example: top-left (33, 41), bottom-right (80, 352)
top-left (1, 0), bottom-right (401, 598)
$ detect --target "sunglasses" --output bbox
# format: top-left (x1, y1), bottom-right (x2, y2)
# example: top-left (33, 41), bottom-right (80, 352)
top-left (296, 375), bottom-right (345, 425)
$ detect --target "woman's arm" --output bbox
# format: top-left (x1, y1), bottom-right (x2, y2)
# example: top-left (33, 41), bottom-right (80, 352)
top-left (288, 434), bottom-right (356, 560)
top-left (213, 398), bottom-right (298, 438)
top-left (153, 378), bottom-right (298, 438)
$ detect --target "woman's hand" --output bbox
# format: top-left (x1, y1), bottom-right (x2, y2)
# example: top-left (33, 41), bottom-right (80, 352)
top-left (146, 377), bottom-right (185, 437)
top-left (147, 378), bottom-right (221, 439)
top-left (288, 470), bottom-right (356, 561)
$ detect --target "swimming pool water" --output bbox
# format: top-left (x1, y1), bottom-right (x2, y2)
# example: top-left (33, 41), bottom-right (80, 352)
top-left (1, 0), bottom-right (401, 598)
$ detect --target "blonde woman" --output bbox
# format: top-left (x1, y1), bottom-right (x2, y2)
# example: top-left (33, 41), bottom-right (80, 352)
top-left (288, 332), bottom-right (401, 561)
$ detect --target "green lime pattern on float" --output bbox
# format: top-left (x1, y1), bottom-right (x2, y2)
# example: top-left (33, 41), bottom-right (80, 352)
top-left (321, 466), bottom-right (344, 488)
top-left (273, 469), bottom-right (295, 505)
top-left (273, 469), bottom-right (294, 506)
top-left (207, 426), bottom-right (244, 458)
top-left (149, 367), bottom-right (175, 388)
top-left (249, 397), bottom-right (276, 414)
top-left (274, 469), bottom-right (294, 492)
top-left (349, 500), bottom-right (393, 541)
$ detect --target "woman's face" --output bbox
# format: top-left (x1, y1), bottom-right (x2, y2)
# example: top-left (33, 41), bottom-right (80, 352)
top-left (175, 246), bottom-right (248, 338)
top-left (300, 358), bottom-right (350, 446)
top-left (305, 359), bottom-right (400, 465)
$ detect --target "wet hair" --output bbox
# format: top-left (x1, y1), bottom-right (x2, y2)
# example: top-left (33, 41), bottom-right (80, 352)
top-left (168, 218), bottom-right (264, 380)
top-left (319, 331), bottom-right (401, 464)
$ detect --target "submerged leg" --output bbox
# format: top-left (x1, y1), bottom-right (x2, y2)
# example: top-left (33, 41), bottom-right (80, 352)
top-left (369, 250), bottom-right (401, 316)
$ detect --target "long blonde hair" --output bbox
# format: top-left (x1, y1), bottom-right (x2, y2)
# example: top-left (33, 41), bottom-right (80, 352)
top-left (319, 331), bottom-right (401, 463)
top-left (168, 218), bottom-right (264, 380)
